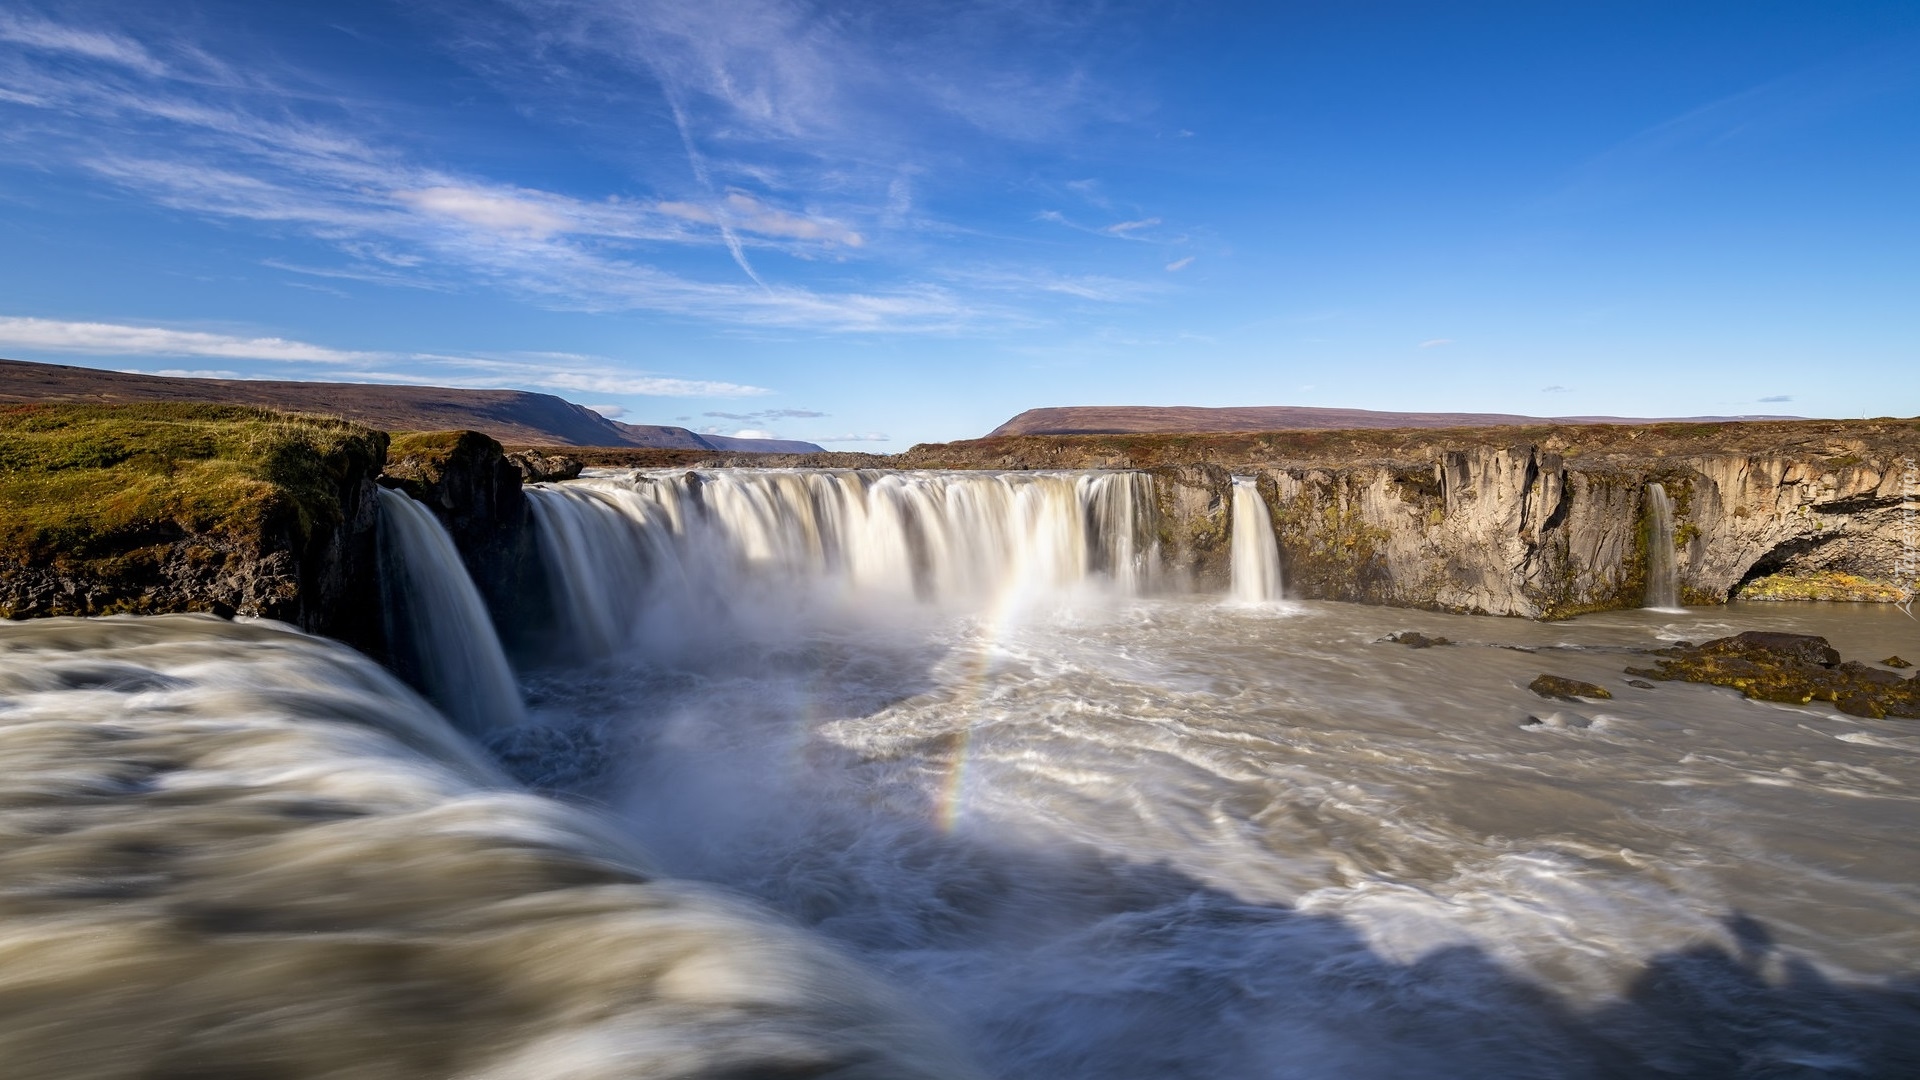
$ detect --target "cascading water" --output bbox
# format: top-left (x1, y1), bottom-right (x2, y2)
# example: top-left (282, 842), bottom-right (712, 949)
top-left (1229, 476), bottom-right (1283, 603)
top-left (1644, 482), bottom-right (1679, 610)
top-left (376, 485), bottom-right (525, 733)
top-left (10, 468), bottom-right (1920, 1079)
top-left (525, 469), bottom-right (1159, 655)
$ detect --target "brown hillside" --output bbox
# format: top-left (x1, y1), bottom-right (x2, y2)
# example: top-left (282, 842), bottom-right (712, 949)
top-left (989, 404), bottom-right (1803, 437)
top-left (0, 358), bottom-right (822, 452)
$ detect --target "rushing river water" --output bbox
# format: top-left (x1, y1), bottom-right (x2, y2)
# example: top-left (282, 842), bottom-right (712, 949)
top-left (3, 468), bottom-right (1918, 1077)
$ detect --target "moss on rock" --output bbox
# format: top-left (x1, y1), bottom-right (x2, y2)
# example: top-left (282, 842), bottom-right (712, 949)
top-left (0, 403), bottom-right (386, 633)
top-left (1626, 631), bottom-right (1920, 719)
top-left (1528, 674), bottom-right (1613, 700)
top-left (1734, 570), bottom-right (1909, 603)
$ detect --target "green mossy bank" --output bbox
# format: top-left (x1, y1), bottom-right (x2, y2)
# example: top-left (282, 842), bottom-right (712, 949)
top-left (0, 403), bottom-right (388, 648)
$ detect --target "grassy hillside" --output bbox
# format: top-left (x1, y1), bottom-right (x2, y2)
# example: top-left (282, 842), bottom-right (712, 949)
top-left (0, 403), bottom-right (386, 610)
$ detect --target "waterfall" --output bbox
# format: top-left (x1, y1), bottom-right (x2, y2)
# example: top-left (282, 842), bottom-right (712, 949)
top-left (376, 486), bottom-right (526, 733)
top-left (1229, 476), bottom-right (1284, 603)
top-left (526, 469), bottom-right (1159, 656)
top-left (1644, 482), bottom-right (1680, 611)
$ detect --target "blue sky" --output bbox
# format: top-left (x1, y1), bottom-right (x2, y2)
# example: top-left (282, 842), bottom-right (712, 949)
top-left (0, 1), bottom-right (1914, 447)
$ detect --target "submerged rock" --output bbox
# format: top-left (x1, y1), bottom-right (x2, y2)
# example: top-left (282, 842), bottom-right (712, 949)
top-left (1385, 631), bottom-right (1452, 648)
top-left (1626, 679), bottom-right (1655, 689)
top-left (1528, 674), bottom-right (1613, 700)
top-left (1625, 632), bottom-right (1920, 719)
top-left (1884, 656), bottom-right (1912, 669)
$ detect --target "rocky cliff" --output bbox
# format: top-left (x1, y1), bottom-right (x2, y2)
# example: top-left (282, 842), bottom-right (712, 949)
top-left (379, 430), bottom-right (555, 659)
top-left (7, 407), bottom-right (1915, 634)
top-left (887, 420), bottom-right (1920, 618)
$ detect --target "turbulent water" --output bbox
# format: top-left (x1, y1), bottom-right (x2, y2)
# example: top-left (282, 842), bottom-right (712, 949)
top-left (5, 467), bottom-right (1919, 1077)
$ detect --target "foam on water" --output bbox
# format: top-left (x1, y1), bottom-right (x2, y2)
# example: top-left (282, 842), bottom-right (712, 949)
top-left (0, 615), bottom-right (976, 1080)
top-left (498, 469), bottom-right (1920, 1076)
top-left (7, 464), bottom-right (1920, 1077)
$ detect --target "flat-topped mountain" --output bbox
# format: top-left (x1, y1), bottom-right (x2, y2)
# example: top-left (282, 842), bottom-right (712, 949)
top-left (989, 404), bottom-right (1800, 437)
top-left (0, 358), bottom-right (823, 453)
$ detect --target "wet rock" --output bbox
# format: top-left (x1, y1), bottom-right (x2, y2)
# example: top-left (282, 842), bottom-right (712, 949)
top-left (380, 430), bottom-right (551, 661)
top-left (1386, 631), bottom-right (1452, 648)
top-left (505, 450), bottom-right (584, 484)
top-left (1529, 674), bottom-right (1613, 701)
top-left (1883, 656), bottom-right (1912, 669)
top-left (1624, 632), bottom-right (1920, 719)
top-left (1626, 679), bottom-right (1654, 689)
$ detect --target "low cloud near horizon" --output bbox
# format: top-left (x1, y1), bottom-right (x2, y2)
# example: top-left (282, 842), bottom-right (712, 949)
top-left (705, 408), bottom-right (828, 421)
top-left (0, 315), bottom-right (772, 399)
top-left (1758, 394), bottom-right (1793, 403)
top-left (1418, 338), bottom-right (1452, 348)
top-left (1541, 384), bottom-right (1572, 393)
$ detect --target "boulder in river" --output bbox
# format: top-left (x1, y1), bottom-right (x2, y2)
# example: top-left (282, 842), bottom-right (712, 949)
top-left (1528, 674), bottom-right (1613, 701)
top-left (1626, 632), bottom-right (1920, 719)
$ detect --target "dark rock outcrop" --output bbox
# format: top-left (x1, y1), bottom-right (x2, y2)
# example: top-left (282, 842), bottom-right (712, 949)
top-left (379, 431), bottom-right (551, 660)
top-left (1385, 632), bottom-right (1452, 648)
top-left (505, 450), bottom-right (584, 484)
top-left (1528, 674), bottom-right (1614, 701)
top-left (1626, 632), bottom-right (1920, 719)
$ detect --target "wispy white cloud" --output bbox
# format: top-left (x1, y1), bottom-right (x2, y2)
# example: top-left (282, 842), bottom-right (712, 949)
top-left (946, 266), bottom-right (1160, 304)
top-left (0, 315), bottom-right (771, 398)
top-left (0, 316), bottom-right (376, 364)
top-left (0, 19), bottom-right (973, 333)
top-left (1538, 44), bottom-right (1917, 214)
top-left (1758, 394), bottom-right (1793, 402)
top-left (1418, 338), bottom-right (1453, 348)
top-left (705, 408), bottom-right (828, 420)
top-left (816, 431), bottom-right (891, 442)
top-left (1541, 384), bottom-right (1572, 393)
top-left (0, 6), bottom-right (1168, 337)
top-left (657, 192), bottom-right (863, 247)
top-left (1165, 256), bottom-right (1193, 272)
top-left (396, 186), bottom-right (575, 237)
top-left (582, 403), bottom-right (627, 418)
top-left (1038, 209), bottom-right (1172, 243)
top-left (0, 11), bottom-right (165, 75)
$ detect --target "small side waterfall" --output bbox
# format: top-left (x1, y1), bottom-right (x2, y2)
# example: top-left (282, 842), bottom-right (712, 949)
top-left (376, 486), bottom-right (526, 733)
top-left (1229, 476), bottom-right (1284, 603)
top-left (1644, 482), bottom-right (1680, 610)
top-left (525, 470), bottom-right (1160, 656)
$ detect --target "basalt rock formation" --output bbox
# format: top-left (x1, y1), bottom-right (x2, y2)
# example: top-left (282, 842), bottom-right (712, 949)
top-left (379, 431), bottom-right (552, 659)
top-left (878, 420), bottom-right (1920, 617)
